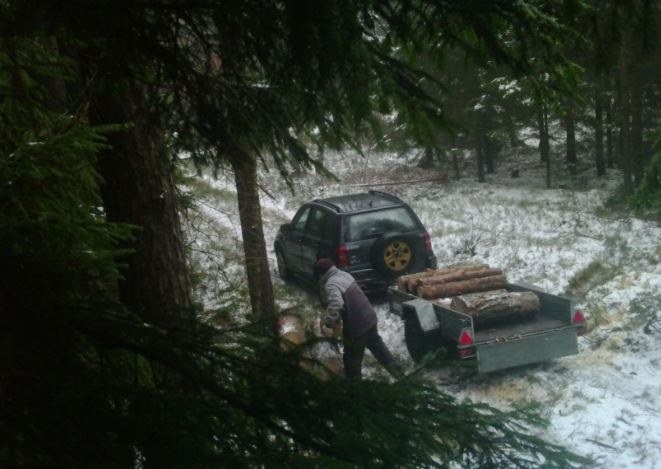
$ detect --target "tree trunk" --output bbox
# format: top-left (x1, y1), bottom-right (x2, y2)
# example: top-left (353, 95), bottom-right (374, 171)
top-left (476, 120), bottom-right (486, 183)
top-left (606, 91), bottom-right (614, 169)
top-left (537, 99), bottom-right (551, 188)
top-left (631, 66), bottom-right (644, 185)
top-left (451, 291), bottom-right (539, 327)
top-left (452, 150), bottom-right (461, 180)
top-left (618, 29), bottom-right (634, 194)
top-left (594, 77), bottom-right (606, 177)
top-left (232, 156), bottom-right (275, 319)
top-left (88, 80), bottom-right (193, 328)
top-left (418, 146), bottom-right (435, 169)
top-left (418, 275), bottom-right (507, 299)
top-left (484, 136), bottom-right (495, 174)
top-left (564, 99), bottom-right (577, 175)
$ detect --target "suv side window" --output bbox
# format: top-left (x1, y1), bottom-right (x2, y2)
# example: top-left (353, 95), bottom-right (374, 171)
top-left (291, 206), bottom-right (311, 234)
top-left (306, 208), bottom-right (336, 243)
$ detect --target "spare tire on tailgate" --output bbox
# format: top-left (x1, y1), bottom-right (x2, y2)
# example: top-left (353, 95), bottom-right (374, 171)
top-left (370, 233), bottom-right (417, 279)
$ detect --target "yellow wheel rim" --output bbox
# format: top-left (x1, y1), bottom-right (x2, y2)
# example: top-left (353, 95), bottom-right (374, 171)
top-left (384, 240), bottom-right (412, 272)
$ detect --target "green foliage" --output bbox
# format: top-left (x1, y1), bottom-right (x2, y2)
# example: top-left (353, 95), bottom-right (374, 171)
top-left (632, 146), bottom-right (661, 211)
top-left (0, 4), bottom-right (592, 468)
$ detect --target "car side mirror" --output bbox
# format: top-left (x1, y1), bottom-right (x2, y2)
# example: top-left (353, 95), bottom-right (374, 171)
top-left (280, 223), bottom-right (291, 234)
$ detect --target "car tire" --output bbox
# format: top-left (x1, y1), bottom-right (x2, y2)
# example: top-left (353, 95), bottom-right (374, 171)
top-left (370, 233), bottom-right (418, 280)
top-left (404, 313), bottom-right (444, 364)
top-left (275, 247), bottom-right (292, 280)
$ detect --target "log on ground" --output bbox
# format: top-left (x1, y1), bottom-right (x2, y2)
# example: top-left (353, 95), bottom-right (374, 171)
top-left (450, 290), bottom-right (540, 327)
top-left (418, 274), bottom-right (508, 299)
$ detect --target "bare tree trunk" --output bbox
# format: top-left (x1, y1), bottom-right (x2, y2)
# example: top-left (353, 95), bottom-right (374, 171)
top-left (564, 99), bottom-right (577, 175)
top-left (232, 156), bottom-right (275, 319)
top-left (606, 91), bottom-right (615, 169)
top-left (537, 99), bottom-right (551, 188)
top-left (484, 137), bottom-right (495, 174)
top-left (618, 26), bottom-right (634, 194)
top-left (89, 80), bottom-right (193, 328)
top-left (452, 151), bottom-right (461, 180)
top-left (595, 76), bottom-right (606, 177)
top-left (631, 67), bottom-right (644, 185)
top-left (417, 146), bottom-right (435, 169)
top-left (476, 118), bottom-right (486, 183)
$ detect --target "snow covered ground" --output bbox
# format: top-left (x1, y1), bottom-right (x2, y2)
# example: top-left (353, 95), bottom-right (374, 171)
top-left (183, 146), bottom-right (661, 467)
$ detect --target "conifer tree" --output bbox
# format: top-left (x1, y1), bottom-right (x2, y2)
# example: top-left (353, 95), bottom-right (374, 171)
top-left (1, 2), bottom-right (592, 467)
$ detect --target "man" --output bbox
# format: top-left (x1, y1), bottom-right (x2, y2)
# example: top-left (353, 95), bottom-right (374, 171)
top-left (314, 258), bottom-right (400, 379)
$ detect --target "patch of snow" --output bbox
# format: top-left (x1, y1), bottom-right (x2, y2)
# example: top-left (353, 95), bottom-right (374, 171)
top-left (186, 145), bottom-right (661, 467)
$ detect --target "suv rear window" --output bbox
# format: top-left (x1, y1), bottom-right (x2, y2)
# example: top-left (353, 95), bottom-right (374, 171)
top-left (344, 207), bottom-right (418, 242)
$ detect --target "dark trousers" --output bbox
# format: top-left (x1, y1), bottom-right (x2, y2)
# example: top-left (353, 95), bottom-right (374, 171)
top-left (343, 325), bottom-right (395, 379)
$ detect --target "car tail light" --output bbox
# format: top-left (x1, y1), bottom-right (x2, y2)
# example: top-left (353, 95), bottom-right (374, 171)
top-left (573, 309), bottom-right (586, 335)
top-left (423, 231), bottom-right (433, 252)
top-left (336, 245), bottom-right (349, 268)
top-left (457, 329), bottom-right (476, 359)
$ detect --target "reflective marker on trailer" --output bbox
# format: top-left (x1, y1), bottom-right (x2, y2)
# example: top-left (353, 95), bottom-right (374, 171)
top-left (457, 329), bottom-right (476, 358)
top-left (573, 309), bottom-right (586, 335)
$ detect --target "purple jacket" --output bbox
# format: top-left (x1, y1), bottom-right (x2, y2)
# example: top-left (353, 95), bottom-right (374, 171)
top-left (319, 266), bottom-right (377, 338)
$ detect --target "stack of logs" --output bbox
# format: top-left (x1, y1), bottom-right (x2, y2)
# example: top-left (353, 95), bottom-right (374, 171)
top-left (397, 265), bottom-right (540, 328)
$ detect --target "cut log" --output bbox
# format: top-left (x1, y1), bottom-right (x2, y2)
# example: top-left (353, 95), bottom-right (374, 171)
top-left (451, 290), bottom-right (539, 327)
top-left (277, 314), bottom-right (344, 379)
top-left (396, 269), bottom-right (436, 292)
top-left (277, 314), bottom-right (306, 347)
top-left (414, 267), bottom-right (503, 290)
top-left (418, 274), bottom-right (508, 299)
top-left (397, 264), bottom-right (488, 292)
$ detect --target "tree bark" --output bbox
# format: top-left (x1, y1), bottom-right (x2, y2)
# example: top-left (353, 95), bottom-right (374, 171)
top-left (476, 115), bottom-right (486, 183)
top-left (618, 15), bottom-right (634, 194)
top-left (232, 156), bottom-right (275, 319)
top-left (564, 99), bottom-right (577, 175)
top-left (414, 267), bottom-right (503, 291)
top-left (484, 136), bottom-right (495, 174)
top-left (631, 64), bottom-right (644, 185)
top-left (418, 275), bottom-right (507, 299)
top-left (536, 99), bottom-right (551, 188)
top-left (451, 291), bottom-right (539, 327)
top-left (594, 76), bottom-right (606, 177)
top-left (397, 265), bottom-right (488, 293)
top-left (88, 80), bottom-right (193, 328)
top-left (417, 146), bottom-right (435, 169)
top-left (606, 91), bottom-right (615, 169)
top-left (452, 150), bottom-right (461, 180)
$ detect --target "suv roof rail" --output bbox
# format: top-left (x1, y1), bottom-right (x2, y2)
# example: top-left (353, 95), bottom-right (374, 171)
top-left (313, 199), bottom-right (341, 212)
top-left (368, 189), bottom-right (401, 201)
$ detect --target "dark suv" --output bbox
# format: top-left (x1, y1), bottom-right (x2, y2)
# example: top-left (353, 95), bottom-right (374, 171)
top-left (274, 190), bottom-right (437, 292)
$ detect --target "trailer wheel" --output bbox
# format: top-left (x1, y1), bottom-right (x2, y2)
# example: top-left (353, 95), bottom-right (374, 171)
top-left (404, 314), bottom-right (444, 363)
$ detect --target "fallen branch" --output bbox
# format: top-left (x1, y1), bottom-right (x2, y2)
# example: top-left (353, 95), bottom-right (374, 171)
top-left (350, 175), bottom-right (445, 187)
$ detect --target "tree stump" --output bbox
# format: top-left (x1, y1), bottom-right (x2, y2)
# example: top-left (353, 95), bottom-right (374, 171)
top-left (451, 290), bottom-right (539, 327)
top-left (418, 274), bottom-right (508, 299)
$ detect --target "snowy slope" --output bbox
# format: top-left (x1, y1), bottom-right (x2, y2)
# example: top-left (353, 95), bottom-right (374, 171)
top-left (185, 147), bottom-right (661, 467)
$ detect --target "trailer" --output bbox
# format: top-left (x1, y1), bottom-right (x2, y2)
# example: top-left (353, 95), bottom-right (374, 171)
top-left (388, 282), bottom-right (585, 373)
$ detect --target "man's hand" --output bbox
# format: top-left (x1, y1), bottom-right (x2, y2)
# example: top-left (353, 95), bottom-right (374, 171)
top-left (319, 317), bottom-right (340, 338)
